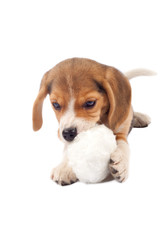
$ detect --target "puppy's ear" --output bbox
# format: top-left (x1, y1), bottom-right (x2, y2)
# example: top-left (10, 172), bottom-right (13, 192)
top-left (32, 72), bottom-right (50, 131)
top-left (102, 68), bottom-right (131, 131)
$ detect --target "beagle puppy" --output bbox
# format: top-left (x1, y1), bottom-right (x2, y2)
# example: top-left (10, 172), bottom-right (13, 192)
top-left (33, 58), bottom-right (152, 185)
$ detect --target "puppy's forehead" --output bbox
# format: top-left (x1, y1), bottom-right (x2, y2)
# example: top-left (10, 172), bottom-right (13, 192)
top-left (50, 58), bottom-right (106, 96)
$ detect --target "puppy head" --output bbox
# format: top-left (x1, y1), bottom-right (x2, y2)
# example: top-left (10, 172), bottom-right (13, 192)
top-left (33, 58), bottom-right (131, 142)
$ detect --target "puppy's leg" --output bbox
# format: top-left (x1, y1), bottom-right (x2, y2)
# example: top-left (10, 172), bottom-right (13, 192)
top-left (109, 139), bottom-right (130, 182)
top-left (109, 110), bottom-right (132, 182)
top-left (133, 112), bottom-right (151, 128)
top-left (51, 154), bottom-right (77, 186)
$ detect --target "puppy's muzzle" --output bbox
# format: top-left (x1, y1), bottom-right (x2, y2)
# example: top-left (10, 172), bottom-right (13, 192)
top-left (62, 128), bottom-right (77, 142)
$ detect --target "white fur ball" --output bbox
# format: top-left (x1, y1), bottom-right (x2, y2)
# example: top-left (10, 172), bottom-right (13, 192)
top-left (67, 124), bottom-right (117, 183)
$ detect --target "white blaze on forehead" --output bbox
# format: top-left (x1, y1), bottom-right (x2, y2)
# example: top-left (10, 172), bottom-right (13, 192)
top-left (59, 98), bottom-right (97, 142)
top-left (60, 99), bottom-right (76, 131)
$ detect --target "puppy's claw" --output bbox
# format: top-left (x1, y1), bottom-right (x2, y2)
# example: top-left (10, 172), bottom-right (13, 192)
top-left (70, 180), bottom-right (76, 184)
top-left (61, 181), bottom-right (68, 186)
top-left (120, 177), bottom-right (125, 183)
top-left (110, 167), bottom-right (118, 174)
top-left (115, 176), bottom-right (121, 180)
top-left (109, 159), bottom-right (115, 164)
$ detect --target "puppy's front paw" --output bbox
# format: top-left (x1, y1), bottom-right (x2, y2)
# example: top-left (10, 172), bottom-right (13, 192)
top-left (109, 147), bottom-right (129, 183)
top-left (51, 162), bottom-right (78, 186)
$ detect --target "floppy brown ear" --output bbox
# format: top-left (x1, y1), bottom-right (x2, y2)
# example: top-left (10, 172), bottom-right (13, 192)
top-left (102, 68), bottom-right (131, 131)
top-left (32, 72), bottom-right (49, 131)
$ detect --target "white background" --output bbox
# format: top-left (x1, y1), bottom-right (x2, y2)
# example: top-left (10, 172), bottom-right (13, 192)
top-left (0, 0), bottom-right (160, 239)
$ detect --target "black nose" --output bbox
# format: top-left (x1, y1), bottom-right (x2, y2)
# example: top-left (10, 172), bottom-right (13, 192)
top-left (62, 128), bottom-right (77, 142)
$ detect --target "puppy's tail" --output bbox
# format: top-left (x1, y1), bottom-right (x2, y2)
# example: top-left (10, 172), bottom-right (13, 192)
top-left (125, 68), bottom-right (157, 80)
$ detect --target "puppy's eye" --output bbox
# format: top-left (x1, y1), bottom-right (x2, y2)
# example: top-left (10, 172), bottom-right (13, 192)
top-left (52, 102), bottom-right (61, 110)
top-left (83, 100), bottom-right (96, 109)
